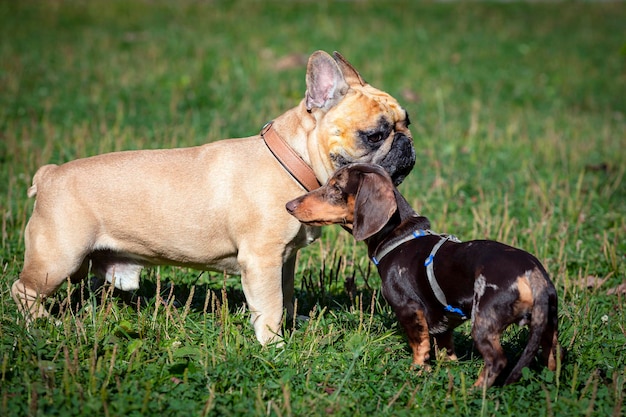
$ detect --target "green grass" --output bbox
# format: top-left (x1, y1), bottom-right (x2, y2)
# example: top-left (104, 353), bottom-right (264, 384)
top-left (1, 1), bottom-right (625, 416)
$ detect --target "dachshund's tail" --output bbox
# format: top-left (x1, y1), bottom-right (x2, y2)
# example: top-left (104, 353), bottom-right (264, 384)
top-left (505, 266), bottom-right (559, 385)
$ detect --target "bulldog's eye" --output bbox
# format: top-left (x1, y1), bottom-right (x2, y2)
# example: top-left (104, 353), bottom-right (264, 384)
top-left (367, 131), bottom-right (386, 143)
top-left (358, 119), bottom-right (392, 146)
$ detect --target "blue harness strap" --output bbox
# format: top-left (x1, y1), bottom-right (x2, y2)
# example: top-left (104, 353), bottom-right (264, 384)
top-left (371, 228), bottom-right (467, 320)
top-left (424, 235), bottom-right (467, 320)
top-left (371, 229), bottom-right (429, 265)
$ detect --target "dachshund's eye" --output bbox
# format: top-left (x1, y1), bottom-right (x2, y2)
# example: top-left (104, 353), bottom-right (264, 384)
top-left (326, 183), bottom-right (344, 203)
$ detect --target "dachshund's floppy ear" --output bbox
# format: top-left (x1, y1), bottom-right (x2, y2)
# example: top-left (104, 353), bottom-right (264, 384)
top-left (352, 171), bottom-right (397, 241)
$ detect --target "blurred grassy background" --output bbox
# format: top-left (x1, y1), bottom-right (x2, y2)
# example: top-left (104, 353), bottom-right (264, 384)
top-left (1, 1), bottom-right (625, 416)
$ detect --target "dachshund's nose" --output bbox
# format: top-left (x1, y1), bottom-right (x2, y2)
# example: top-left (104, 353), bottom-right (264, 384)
top-left (285, 199), bottom-right (299, 214)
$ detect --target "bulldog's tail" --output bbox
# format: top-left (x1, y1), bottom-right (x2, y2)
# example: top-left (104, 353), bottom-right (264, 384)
top-left (27, 164), bottom-right (57, 198)
top-left (505, 267), bottom-right (559, 385)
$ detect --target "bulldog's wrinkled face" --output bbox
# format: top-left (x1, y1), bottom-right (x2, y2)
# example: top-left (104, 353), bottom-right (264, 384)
top-left (304, 51), bottom-right (415, 187)
top-left (318, 85), bottom-right (415, 186)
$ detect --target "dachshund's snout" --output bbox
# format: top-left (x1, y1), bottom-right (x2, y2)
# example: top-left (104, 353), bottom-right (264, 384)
top-left (285, 199), bottom-right (300, 215)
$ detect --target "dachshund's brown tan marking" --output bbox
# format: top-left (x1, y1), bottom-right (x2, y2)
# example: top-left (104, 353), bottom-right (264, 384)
top-left (286, 163), bottom-right (560, 387)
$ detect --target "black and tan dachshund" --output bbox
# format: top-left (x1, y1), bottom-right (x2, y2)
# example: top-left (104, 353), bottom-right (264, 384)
top-left (286, 163), bottom-right (560, 388)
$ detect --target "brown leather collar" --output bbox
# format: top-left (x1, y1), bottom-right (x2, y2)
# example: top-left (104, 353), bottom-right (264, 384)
top-left (261, 121), bottom-right (321, 191)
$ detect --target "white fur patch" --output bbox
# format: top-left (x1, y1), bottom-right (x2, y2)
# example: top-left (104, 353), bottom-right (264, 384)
top-left (397, 266), bottom-right (410, 276)
top-left (471, 274), bottom-right (499, 326)
top-left (105, 263), bottom-right (143, 291)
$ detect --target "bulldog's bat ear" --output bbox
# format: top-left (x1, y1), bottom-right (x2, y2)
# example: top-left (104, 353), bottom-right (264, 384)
top-left (332, 51), bottom-right (366, 87)
top-left (305, 50), bottom-right (350, 112)
top-left (352, 171), bottom-right (397, 241)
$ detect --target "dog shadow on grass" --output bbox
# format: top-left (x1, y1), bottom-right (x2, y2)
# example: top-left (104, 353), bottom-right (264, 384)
top-left (46, 264), bottom-right (365, 322)
top-left (40, 268), bottom-right (551, 387)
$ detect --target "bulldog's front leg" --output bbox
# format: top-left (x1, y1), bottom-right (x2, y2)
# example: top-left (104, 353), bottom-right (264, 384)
top-left (239, 251), bottom-right (286, 345)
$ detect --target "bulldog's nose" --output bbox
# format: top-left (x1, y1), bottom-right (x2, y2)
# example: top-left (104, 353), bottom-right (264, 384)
top-left (382, 133), bottom-right (416, 186)
top-left (285, 199), bottom-right (299, 214)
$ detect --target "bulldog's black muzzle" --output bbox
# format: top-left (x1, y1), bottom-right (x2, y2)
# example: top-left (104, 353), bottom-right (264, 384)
top-left (380, 133), bottom-right (415, 185)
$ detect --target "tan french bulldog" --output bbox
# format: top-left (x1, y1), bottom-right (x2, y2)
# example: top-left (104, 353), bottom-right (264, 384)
top-left (12, 50), bottom-right (415, 344)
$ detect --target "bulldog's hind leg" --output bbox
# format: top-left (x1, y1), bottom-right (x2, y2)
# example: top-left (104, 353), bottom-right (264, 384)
top-left (90, 252), bottom-right (143, 292)
top-left (12, 217), bottom-right (91, 322)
